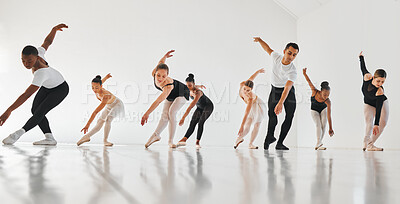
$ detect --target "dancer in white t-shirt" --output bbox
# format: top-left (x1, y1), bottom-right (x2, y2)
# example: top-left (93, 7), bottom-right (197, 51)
top-left (0, 24), bottom-right (69, 145)
top-left (253, 37), bottom-right (299, 150)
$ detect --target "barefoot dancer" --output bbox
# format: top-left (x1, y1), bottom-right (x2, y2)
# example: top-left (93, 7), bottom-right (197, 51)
top-left (141, 50), bottom-right (189, 148)
top-left (234, 68), bottom-right (267, 149)
top-left (177, 74), bottom-right (214, 149)
top-left (77, 74), bottom-right (125, 146)
top-left (0, 24), bottom-right (69, 145)
top-left (359, 51), bottom-right (389, 151)
top-left (303, 68), bottom-right (334, 150)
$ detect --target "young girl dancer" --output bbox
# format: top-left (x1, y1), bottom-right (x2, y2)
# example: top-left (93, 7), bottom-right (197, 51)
top-left (141, 50), bottom-right (190, 148)
top-left (0, 24), bottom-right (69, 145)
top-left (359, 51), bottom-right (389, 151)
top-left (176, 74), bottom-right (214, 149)
top-left (302, 68), bottom-right (334, 150)
top-left (77, 74), bottom-right (125, 146)
top-left (234, 68), bottom-right (267, 149)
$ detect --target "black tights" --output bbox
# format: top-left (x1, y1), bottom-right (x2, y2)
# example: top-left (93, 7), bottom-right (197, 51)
top-left (265, 85), bottom-right (296, 145)
top-left (183, 104), bottom-right (214, 141)
top-left (22, 82), bottom-right (69, 133)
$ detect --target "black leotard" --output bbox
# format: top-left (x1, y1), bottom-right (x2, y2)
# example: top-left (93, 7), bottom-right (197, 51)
top-left (311, 93), bottom-right (327, 113)
top-left (190, 91), bottom-right (213, 110)
top-left (360, 56), bottom-right (387, 125)
top-left (154, 78), bottom-right (190, 101)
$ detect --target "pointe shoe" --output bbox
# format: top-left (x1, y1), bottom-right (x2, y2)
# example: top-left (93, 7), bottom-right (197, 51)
top-left (363, 137), bottom-right (370, 151)
top-left (3, 129), bottom-right (25, 145)
top-left (145, 134), bottom-right (161, 148)
top-left (169, 143), bottom-right (177, 148)
top-left (77, 136), bottom-right (90, 146)
top-left (234, 137), bottom-right (244, 149)
top-left (275, 143), bottom-right (289, 150)
top-left (366, 144), bottom-right (383, 151)
top-left (249, 144), bottom-right (259, 149)
top-left (315, 146), bottom-right (327, 150)
top-left (196, 144), bottom-right (201, 149)
top-left (104, 141), bottom-right (114, 147)
top-left (33, 133), bottom-right (57, 146)
top-left (176, 141), bottom-right (186, 147)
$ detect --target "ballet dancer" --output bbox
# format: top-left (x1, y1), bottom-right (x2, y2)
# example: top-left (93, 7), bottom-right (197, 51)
top-left (359, 51), bottom-right (389, 151)
top-left (176, 74), bottom-right (214, 149)
top-left (234, 68), bottom-right (267, 149)
top-left (302, 68), bottom-right (334, 150)
top-left (0, 23), bottom-right (69, 145)
top-left (77, 74), bottom-right (125, 146)
top-left (253, 37), bottom-right (299, 150)
top-left (141, 50), bottom-right (190, 148)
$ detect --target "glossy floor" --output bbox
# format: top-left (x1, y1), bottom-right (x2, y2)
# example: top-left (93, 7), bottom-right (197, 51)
top-left (0, 144), bottom-right (399, 204)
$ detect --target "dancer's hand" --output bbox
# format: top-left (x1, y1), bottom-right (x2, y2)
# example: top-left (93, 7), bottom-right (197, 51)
top-left (105, 73), bottom-right (112, 79)
top-left (253, 37), bottom-right (262, 42)
top-left (0, 110), bottom-right (11, 126)
top-left (329, 129), bottom-right (334, 137)
top-left (359, 51), bottom-right (364, 57)
top-left (238, 126), bottom-right (244, 137)
top-left (141, 113), bottom-right (149, 126)
top-left (274, 102), bottom-right (283, 115)
top-left (258, 68), bottom-right (265, 74)
top-left (164, 50), bottom-right (175, 58)
top-left (53, 23), bottom-right (68, 31)
top-left (179, 118), bottom-right (185, 126)
top-left (303, 68), bottom-right (307, 75)
top-left (81, 125), bottom-right (90, 134)
top-left (373, 125), bottom-right (379, 136)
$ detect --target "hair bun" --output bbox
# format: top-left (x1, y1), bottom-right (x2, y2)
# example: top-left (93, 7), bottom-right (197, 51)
top-left (95, 75), bottom-right (102, 80)
top-left (320, 81), bottom-right (330, 90)
top-left (188, 73), bottom-right (194, 79)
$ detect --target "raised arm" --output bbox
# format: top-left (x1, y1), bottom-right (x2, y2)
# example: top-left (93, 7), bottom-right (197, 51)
top-left (274, 80), bottom-right (294, 115)
top-left (0, 85), bottom-right (40, 126)
top-left (179, 89), bottom-right (204, 126)
top-left (152, 50), bottom-right (175, 76)
top-left (248, 68), bottom-right (265, 81)
top-left (238, 98), bottom-right (253, 136)
top-left (41, 23), bottom-right (68, 50)
top-left (359, 51), bottom-right (372, 81)
top-left (81, 95), bottom-right (110, 134)
top-left (325, 99), bottom-right (334, 136)
top-left (302, 68), bottom-right (317, 94)
top-left (253, 37), bottom-right (274, 55)
top-left (102, 73), bottom-right (112, 84)
top-left (141, 86), bottom-right (173, 125)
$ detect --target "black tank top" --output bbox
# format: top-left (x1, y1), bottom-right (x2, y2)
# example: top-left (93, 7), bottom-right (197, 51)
top-left (154, 78), bottom-right (190, 101)
top-left (311, 94), bottom-right (327, 113)
top-left (190, 91), bottom-right (213, 109)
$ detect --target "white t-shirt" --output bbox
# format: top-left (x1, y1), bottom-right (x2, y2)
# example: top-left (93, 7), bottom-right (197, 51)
top-left (31, 47), bottom-right (65, 89)
top-left (270, 51), bottom-right (297, 88)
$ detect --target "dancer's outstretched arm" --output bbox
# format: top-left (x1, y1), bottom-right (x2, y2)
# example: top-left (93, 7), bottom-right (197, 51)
top-left (274, 80), bottom-right (294, 115)
top-left (41, 23), bottom-right (68, 50)
top-left (102, 73), bottom-right (112, 84)
top-left (302, 68), bottom-right (317, 95)
top-left (151, 50), bottom-right (175, 76)
top-left (359, 51), bottom-right (373, 81)
top-left (81, 95), bottom-right (111, 134)
top-left (141, 86), bottom-right (173, 125)
top-left (179, 89), bottom-right (203, 126)
top-left (248, 68), bottom-right (265, 81)
top-left (0, 85), bottom-right (40, 126)
top-left (238, 98), bottom-right (253, 137)
top-left (325, 99), bottom-right (334, 136)
top-left (253, 37), bottom-right (274, 55)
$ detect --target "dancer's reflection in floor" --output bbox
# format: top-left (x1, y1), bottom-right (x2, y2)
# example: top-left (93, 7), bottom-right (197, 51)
top-left (179, 149), bottom-right (212, 204)
top-left (78, 146), bottom-right (137, 204)
top-left (264, 151), bottom-right (295, 204)
top-left (235, 150), bottom-right (261, 203)
top-left (363, 152), bottom-right (387, 204)
top-left (4, 146), bottom-right (62, 204)
top-left (311, 151), bottom-right (333, 204)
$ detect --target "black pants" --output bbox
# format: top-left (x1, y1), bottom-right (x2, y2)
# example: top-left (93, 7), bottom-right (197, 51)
top-left (184, 103), bottom-right (214, 140)
top-left (22, 81), bottom-right (69, 133)
top-left (265, 85), bottom-right (296, 145)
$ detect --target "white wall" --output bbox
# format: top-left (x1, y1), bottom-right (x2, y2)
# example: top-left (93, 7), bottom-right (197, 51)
top-left (0, 0), bottom-right (297, 146)
top-left (297, 0), bottom-right (400, 149)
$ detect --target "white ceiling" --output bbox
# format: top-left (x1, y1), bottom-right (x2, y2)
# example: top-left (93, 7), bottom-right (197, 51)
top-left (273, 0), bottom-right (331, 19)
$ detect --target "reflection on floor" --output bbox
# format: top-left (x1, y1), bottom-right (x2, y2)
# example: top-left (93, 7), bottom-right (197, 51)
top-left (0, 144), bottom-right (399, 204)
